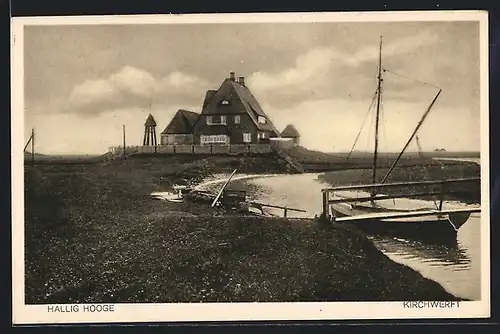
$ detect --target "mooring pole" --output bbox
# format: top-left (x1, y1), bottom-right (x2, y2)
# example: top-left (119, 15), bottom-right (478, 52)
top-left (31, 128), bottom-right (35, 165)
top-left (439, 182), bottom-right (445, 211)
top-left (322, 191), bottom-right (331, 221)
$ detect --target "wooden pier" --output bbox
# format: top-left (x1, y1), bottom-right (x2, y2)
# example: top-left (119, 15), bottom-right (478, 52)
top-left (320, 177), bottom-right (480, 222)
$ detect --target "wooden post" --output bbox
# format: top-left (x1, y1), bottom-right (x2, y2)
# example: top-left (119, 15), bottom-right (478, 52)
top-left (322, 190), bottom-right (331, 221)
top-left (284, 208), bottom-right (288, 218)
top-left (123, 125), bottom-right (126, 159)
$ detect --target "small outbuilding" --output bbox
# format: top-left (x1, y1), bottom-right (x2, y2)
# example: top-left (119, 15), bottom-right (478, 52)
top-left (280, 124), bottom-right (300, 145)
top-left (160, 109), bottom-right (199, 145)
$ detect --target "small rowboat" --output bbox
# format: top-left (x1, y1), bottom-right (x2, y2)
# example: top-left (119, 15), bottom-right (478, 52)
top-left (151, 191), bottom-right (184, 202)
top-left (152, 183), bottom-right (190, 203)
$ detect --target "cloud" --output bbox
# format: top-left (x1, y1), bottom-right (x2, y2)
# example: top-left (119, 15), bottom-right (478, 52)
top-left (67, 66), bottom-right (211, 116)
top-left (247, 29), bottom-right (441, 109)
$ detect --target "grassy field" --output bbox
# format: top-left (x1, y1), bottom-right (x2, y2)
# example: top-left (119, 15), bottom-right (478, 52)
top-left (23, 155), bottom-right (463, 304)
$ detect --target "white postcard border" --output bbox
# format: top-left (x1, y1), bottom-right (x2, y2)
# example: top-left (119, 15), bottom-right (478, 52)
top-left (11, 10), bottom-right (491, 324)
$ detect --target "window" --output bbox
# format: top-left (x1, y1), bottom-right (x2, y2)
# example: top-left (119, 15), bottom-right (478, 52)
top-left (258, 116), bottom-right (267, 124)
top-left (243, 133), bottom-right (252, 143)
top-left (234, 115), bottom-right (240, 124)
top-left (258, 132), bottom-right (267, 139)
top-left (221, 100), bottom-right (229, 105)
top-left (200, 135), bottom-right (228, 144)
top-left (207, 115), bottom-right (227, 125)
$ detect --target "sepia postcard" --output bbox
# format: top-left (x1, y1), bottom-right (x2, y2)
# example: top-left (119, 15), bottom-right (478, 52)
top-left (11, 10), bottom-right (490, 325)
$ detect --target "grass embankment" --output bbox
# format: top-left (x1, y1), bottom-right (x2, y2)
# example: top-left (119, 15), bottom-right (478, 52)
top-left (25, 155), bottom-right (461, 304)
top-left (283, 146), bottom-right (479, 173)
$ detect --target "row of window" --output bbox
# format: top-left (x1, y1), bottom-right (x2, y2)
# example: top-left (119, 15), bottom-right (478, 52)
top-left (207, 115), bottom-right (236, 125)
top-left (206, 115), bottom-right (267, 125)
top-left (200, 134), bottom-right (252, 144)
top-left (200, 135), bottom-right (229, 144)
top-left (199, 132), bottom-right (269, 144)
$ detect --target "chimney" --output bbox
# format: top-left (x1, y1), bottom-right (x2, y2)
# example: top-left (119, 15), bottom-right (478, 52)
top-left (238, 76), bottom-right (245, 86)
top-left (229, 72), bottom-right (236, 81)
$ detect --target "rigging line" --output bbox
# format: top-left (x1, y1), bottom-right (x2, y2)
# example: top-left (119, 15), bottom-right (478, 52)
top-left (24, 133), bottom-right (33, 153)
top-left (346, 90), bottom-right (378, 162)
top-left (415, 134), bottom-right (425, 158)
top-left (382, 68), bottom-right (441, 90)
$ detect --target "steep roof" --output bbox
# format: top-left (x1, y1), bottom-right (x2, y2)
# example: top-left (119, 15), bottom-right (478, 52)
top-left (144, 114), bottom-right (157, 126)
top-left (281, 124), bottom-right (300, 138)
top-left (202, 90), bottom-right (217, 109)
top-left (161, 109), bottom-right (200, 134)
top-left (199, 78), bottom-right (280, 135)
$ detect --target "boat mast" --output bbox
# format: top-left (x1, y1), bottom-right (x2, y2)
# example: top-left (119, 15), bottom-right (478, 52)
top-left (371, 36), bottom-right (383, 198)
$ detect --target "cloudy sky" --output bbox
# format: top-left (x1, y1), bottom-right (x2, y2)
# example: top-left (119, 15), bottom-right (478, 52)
top-left (23, 20), bottom-right (481, 154)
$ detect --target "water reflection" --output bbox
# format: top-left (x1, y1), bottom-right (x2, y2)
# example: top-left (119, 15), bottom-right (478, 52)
top-left (369, 235), bottom-right (471, 268)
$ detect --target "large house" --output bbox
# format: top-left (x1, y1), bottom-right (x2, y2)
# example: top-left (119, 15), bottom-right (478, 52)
top-left (192, 72), bottom-right (280, 145)
top-left (160, 109), bottom-right (199, 145)
top-left (159, 72), bottom-right (281, 146)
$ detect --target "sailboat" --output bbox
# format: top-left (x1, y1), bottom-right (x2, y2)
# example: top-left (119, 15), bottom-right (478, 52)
top-left (323, 37), bottom-right (480, 241)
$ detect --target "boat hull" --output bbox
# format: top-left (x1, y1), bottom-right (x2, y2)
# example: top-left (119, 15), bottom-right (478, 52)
top-left (331, 202), bottom-right (470, 244)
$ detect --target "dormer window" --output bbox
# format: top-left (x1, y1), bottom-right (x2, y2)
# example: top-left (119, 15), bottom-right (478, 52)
top-left (258, 116), bottom-right (267, 124)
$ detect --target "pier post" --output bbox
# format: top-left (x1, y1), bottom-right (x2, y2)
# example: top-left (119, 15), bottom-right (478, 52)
top-left (439, 182), bottom-right (445, 211)
top-left (284, 208), bottom-right (288, 218)
top-left (321, 190), bottom-right (331, 221)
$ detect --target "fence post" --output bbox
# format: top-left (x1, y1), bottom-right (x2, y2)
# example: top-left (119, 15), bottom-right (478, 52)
top-left (173, 145), bottom-right (176, 154)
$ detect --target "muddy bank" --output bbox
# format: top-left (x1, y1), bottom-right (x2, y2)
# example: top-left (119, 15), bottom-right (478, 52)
top-left (24, 156), bottom-right (461, 303)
